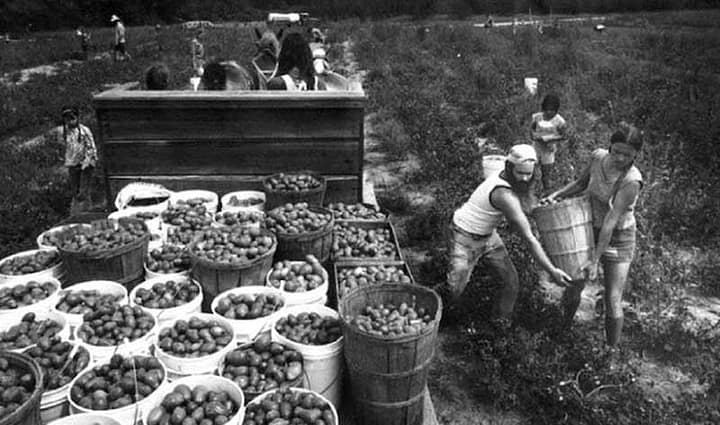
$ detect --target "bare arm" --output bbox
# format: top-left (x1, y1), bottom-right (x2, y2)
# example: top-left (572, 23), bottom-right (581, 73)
top-left (493, 188), bottom-right (572, 284)
top-left (546, 162), bottom-right (591, 201)
top-left (592, 181), bottom-right (641, 265)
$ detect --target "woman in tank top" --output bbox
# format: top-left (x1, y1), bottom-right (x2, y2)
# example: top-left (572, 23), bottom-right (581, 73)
top-left (267, 33), bottom-right (325, 91)
top-left (544, 123), bottom-right (643, 346)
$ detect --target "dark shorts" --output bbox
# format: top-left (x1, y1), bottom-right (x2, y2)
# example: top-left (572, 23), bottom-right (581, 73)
top-left (594, 226), bottom-right (636, 264)
top-left (114, 42), bottom-right (126, 53)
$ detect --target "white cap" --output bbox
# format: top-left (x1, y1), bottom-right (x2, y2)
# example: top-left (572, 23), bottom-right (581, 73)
top-left (507, 144), bottom-right (538, 165)
top-left (110, 15), bottom-right (120, 23)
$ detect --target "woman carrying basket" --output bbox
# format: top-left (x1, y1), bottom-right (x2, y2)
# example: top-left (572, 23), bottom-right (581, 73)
top-left (543, 123), bottom-right (643, 346)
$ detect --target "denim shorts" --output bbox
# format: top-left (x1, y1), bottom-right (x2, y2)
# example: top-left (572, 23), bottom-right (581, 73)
top-left (594, 226), bottom-right (636, 264)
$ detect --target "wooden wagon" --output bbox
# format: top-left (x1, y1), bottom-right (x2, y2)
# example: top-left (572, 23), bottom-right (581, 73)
top-left (93, 85), bottom-right (366, 207)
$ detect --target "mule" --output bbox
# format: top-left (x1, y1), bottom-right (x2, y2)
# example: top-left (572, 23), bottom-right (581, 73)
top-left (252, 27), bottom-right (283, 90)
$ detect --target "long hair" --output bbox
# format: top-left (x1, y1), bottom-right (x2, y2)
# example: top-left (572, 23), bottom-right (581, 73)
top-left (275, 32), bottom-right (314, 88)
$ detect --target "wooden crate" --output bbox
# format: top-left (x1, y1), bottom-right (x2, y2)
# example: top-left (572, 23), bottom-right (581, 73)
top-left (332, 261), bottom-right (415, 309)
top-left (332, 221), bottom-right (404, 264)
top-left (93, 90), bottom-right (367, 206)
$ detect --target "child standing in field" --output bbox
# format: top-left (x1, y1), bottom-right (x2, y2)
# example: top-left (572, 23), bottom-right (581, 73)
top-left (191, 29), bottom-right (205, 77)
top-left (530, 93), bottom-right (567, 192)
top-left (50, 106), bottom-right (98, 206)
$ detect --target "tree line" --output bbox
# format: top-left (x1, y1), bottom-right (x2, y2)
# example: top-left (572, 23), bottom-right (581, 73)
top-left (1, 0), bottom-right (718, 32)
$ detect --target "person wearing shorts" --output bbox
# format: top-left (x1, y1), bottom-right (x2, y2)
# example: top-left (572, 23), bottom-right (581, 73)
top-left (439, 144), bottom-right (572, 328)
top-left (531, 94), bottom-right (567, 192)
top-left (544, 122), bottom-right (643, 346)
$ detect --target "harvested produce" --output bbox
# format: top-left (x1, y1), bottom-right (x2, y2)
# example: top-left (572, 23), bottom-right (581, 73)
top-left (189, 226), bottom-right (275, 264)
top-left (221, 333), bottom-right (303, 394)
top-left (146, 245), bottom-right (192, 274)
top-left (161, 199), bottom-right (212, 230)
top-left (166, 227), bottom-right (202, 246)
top-left (243, 387), bottom-right (335, 425)
top-left (274, 313), bottom-right (342, 346)
top-left (76, 305), bottom-right (155, 346)
top-left (57, 221), bottom-right (148, 255)
top-left (0, 356), bottom-right (36, 418)
top-left (332, 223), bottom-right (398, 259)
top-left (0, 250), bottom-right (60, 275)
top-left (265, 173), bottom-right (322, 192)
top-left (133, 279), bottom-right (200, 309)
top-left (265, 203), bottom-right (332, 234)
top-left (214, 210), bottom-right (263, 227)
top-left (56, 290), bottom-right (124, 315)
top-left (327, 202), bottom-right (387, 221)
top-left (226, 195), bottom-right (263, 208)
top-left (23, 336), bottom-right (91, 390)
top-left (0, 312), bottom-right (64, 351)
top-left (348, 302), bottom-right (435, 337)
top-left (145, 383), bottom-right (239, 425)
top-left (337, 265), bottom-right (413, 298)
top-left (127, 211), bottom-right (159, 220)
top-left (267, 255), bottom-right (325, 293)
top-left (156, 316), bottom-right (233, 358)
top-left (69, 354), bottom-right (164, 411)
top-left (0, 280), bottom-right (58, 310)
top-left (214, 293), bottom-right (283, 320)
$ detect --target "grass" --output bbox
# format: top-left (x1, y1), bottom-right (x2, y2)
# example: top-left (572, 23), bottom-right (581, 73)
top-left (1, 10), bottom-right (720, 424)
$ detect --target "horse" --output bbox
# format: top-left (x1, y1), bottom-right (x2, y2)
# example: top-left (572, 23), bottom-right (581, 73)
top-left (251, 27), bottom-right (282, 89)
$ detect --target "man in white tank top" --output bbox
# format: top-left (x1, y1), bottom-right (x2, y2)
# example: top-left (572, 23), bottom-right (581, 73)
top-left (441, 144), bottom-right (572, 327)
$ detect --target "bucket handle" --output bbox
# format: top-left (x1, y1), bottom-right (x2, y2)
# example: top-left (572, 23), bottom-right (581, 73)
top-left (302, 362), bottom-right (342, 398)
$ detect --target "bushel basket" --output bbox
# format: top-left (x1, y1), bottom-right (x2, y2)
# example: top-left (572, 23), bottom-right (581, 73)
top-left (274, 206), bottom-right (334, 263)
top-left (57, 218), bottom-right (150, 286)
top-left (188, 229), bottom-right (277, 312)
top-left (262, 172), bottom-right (327, 210)
top-left (0, 351), bottom-right (44, 425)
top-left (339, 284), bottom-right (442, 425)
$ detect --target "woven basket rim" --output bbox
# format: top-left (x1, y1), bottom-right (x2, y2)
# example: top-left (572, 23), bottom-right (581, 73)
top-left (532, 194), bottom-right (591, 216)
top-left (262, 171), bottom-right (327, 194)
top-left (56, 218), bottom-right (150, 259)
top-left (188, 228), bottom-right (277, 270)
top-left (267, 206), bottom-right (334, 238)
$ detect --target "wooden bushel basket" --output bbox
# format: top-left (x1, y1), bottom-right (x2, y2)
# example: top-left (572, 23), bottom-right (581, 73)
top-left (57, 218), bottom-right (150, 286)
top-left (532, 195), bottom-right (595, 280)
top-left (188, 229), bottom-right (277, 312)
top-left (262, 172), bottom-right (327, 210)
top-left (339, 284), bottom-right (442, 425)
top-left (0, 352), bottom-right (44, 425)
top-left (273, 206), bottom-right (334, 263)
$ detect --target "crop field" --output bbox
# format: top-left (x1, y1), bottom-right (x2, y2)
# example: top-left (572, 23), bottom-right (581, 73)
top-left (1, 9), bottom-right (720, 424)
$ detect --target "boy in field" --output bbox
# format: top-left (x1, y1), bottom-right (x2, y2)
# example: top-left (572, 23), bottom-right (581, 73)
top-left (530, 93), bottom-right (567, 192)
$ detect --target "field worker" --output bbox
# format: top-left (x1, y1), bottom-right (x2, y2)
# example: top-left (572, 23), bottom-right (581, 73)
top-left (76, 26), bottom-right (90, 59)
top-left (201, 60), bottom-right (254, 91)
top-left (530, 93), bottom-right (567, 192)
top-left (268, 33), bottom-right (326, 91)
top-left (111, 15), bottom-right (130, 62)
top-left (191, 28), bottom-right (205, 77)
top-left (439, 144), bottom-right (572, 328)
top-left (51, 106), bottom-right (98, 204)
top-left (543, 123), bottom-right (643, 346)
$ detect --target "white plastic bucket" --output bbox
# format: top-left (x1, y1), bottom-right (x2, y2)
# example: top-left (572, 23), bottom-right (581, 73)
top-left (143, 375), bottom-right (245, 425)
top-left (68, 358), bottom-right (168, 425)
top-left (246, 387), bottom-right (338, 425)
top-left (37, 223), bottom-right (92, 251)
top-left (114, 182), bottom-right (172, 212)
top-left (0, 276), bottom-right (62, 323)
top-left (1, 308), bottom-right (70, 352)
top-left (211, 286), bottom-right (286, 343)
top-left (269, 304), bottom-right (344, 408)
top-left (221, 190), bottom-right (266, 213)
top-left (482, 154), bottom-right (506, 179)
top-left (144, 263), bottom-right (190, 281)
top-left (47, 412), bottom-right (123, 425)
top-left (524, 77), bottom-right (539, 95)
top-left (153, 313), bottom-right (237, 376)
top-left (73, 314), bottom-right (159, 365)
top-left (129, 276), bottom-right (203, 329)
top-left (40, 351), bottom-right (92, 423)
top-left (0, 248), bottom-right (64, 286)
top-left (169, 190), bottom-right (219, 214)
top-left (265, 261), bottom-right (329, 307)
top-left (53, 280), bottom-right (128, 336)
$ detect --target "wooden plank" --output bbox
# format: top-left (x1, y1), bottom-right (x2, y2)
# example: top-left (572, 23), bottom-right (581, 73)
top-left (103, 139), bottom-right (361, 175)
top-left (107, 175), bottom-right (361, 205)
top-left (93, 90), bottom-right (367, 109)
top-left (100, 108), bottom-right (363, 141)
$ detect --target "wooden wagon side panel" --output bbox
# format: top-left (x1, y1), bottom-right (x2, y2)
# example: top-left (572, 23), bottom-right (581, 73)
top-left (93, 90), bottom-right (366, 205)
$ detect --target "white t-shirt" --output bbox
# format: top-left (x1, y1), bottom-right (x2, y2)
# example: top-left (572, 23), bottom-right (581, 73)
top-left (531, 112), bottom-right (566, 140)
